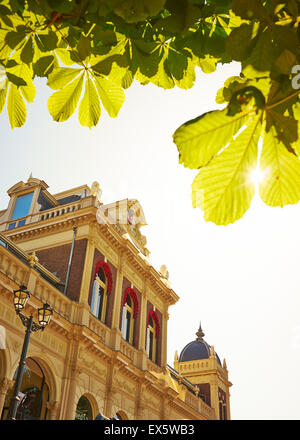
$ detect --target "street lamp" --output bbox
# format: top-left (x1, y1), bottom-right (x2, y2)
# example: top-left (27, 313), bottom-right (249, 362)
top-left (7, 286), bottom-right (53, 420)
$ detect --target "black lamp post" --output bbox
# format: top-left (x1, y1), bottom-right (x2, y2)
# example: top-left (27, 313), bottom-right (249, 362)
top-left (7, 285), bottom-right (53, 420)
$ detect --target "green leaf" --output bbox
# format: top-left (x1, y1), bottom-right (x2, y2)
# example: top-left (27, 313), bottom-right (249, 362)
top-left (78, 76), bottom-right (101, 128)
top-left (20, 81), bottom-right (36, 103)
top-left (7, 83), bottom-right (26, 128)
top-left (112, 0), bottom-right (167, 23)
top-left (46, 0), bottom-right (75, 13)
top-left (20, 36), bottom-right (34, 64)
top-left (48, 72), bottom-right (84, 122)
top-left (225, 23), bottom-right (258, 62)
top-left (232, 0), bottom-right (268, 20)
top-left (33, 55), bottom-right (56, 77)
top-left (35, 31), bottom-right (59, 52)
top-left (173, 108), bottom-right (249, 169)
top-left (77, 36), bottom-right (91, 61)
top-left (6, 62), bottom-right (33, 87)
top-left (266, 109), bottom-right (298, 147)
top-left (94, 76), bottom-right (125, 118)
top-left (242, 30), bottom-right (281, 79)
top-left (191, 117), bottom-right (261, 225)
top-left (55, 48), bottom-right (74, 66)
top-left (275, 49), bottom-right (297, 75)
top-left (259, 126), bottom-right (300, 207)
top-left (5, 30), bottom-right (26, 49)
top-left (47, 67), bottom-right (83, 90)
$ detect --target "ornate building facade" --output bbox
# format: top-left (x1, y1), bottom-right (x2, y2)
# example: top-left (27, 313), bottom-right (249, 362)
top-left (0, 176), bottom-right (231, 420)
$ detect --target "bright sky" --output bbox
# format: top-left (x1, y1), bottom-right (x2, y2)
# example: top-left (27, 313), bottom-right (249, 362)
top-left (1, 61), bottom-right (300, 420)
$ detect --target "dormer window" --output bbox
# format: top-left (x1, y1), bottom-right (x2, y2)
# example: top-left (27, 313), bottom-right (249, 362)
top-left (11, 192), bottom-right (34, 220)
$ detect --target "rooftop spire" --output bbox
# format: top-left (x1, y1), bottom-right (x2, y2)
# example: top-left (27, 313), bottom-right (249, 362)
top-left (196, 322), bottom-right (205, 341)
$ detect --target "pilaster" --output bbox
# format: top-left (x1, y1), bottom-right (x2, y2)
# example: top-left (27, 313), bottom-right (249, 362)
top-left (111, 251), bottom-right (124, 331)
top-left (103, 362), bottom-right (115, 418)
top-left (79, 233), bottom-right (95, 305)
top-left (46, 401), bottom-right (61, 420)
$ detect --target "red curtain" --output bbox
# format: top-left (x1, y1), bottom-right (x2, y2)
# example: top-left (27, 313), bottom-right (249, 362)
top-left (94, 261), bottom-right (113, 294)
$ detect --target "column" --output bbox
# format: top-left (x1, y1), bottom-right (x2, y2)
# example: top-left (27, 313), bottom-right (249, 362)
top-left (103, 363), bottom-right (115, 418)
top-left (60, 335), bottom-right (81, 420)
top-left (64, 364), bottom-right (82, 420)
top-left (210, 377), bottom-right (219, 420)
top-left (160, 310), bottom-right (169, 368)
top-left (46, 401), bottom-right (60, 420)
top-left (79, 236), bottom-right (95, 305)
top-left (138, 280), bottom-right (148, 369)
top-left (134, 382), bottom-right (145, 420)
top-left (111, 251), bottom-right (124, 330)
top-left (226, 389), bottom-right (231, 420)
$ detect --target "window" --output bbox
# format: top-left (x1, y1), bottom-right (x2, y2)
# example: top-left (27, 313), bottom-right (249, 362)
top-left (146, 316), bottom-right (156, 362)
top-left (2, 357), bottom-right (49, 420)
top-left (90, 261), bottom-right (113, 323)
top-left (121, 288), bottom-right (139, 345)
top-left (146, 310), bottom-right (160, 363)
top-left (11, 192), bottom-right (34, 220)
top-left (0, 239), bottom-right (7, 248)
top-left (121, 293), bottom-right (134, 344)
top-left (91, 266), bottom-right (108, 322)
top-left (75, 396), bottom-right (93, 420)
top-left (18, 219), bottom-right (26, 227)
top-left (218, 390), bottom-right (227, 420)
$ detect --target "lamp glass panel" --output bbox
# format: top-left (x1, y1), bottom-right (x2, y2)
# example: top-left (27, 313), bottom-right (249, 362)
top-left (14, 289), bottom-right (29, 310)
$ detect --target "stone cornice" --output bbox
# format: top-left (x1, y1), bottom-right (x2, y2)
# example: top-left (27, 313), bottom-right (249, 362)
top-left (3, 203), bottom-right (178, 306)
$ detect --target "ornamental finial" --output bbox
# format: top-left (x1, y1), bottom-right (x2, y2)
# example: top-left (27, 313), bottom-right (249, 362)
top-left (196, 322), bottom-right (205, 341)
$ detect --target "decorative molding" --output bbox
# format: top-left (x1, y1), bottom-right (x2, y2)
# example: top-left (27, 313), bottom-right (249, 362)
top-left (0, 377), bottom-right (14, 394)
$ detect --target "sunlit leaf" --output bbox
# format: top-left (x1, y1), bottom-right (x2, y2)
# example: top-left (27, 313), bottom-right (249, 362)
top-left (0, 78), bottom-right (8, 113)
top-left (191, 117), bottom-right (261, 225)
top-left (173, 109), bottom-right (249, 169)
top-left (259, 126), bottom-right (300, 207)
top-left (94, 76), bottom-right (125, 118)
top-left (47, 67), bottom-right (83, 90)
top-left (7, 83), bottom-right (26, 128)
top-left (48, 73), bottom-right (84, 122)
top-left (79, 76), bottom-right (101, 128)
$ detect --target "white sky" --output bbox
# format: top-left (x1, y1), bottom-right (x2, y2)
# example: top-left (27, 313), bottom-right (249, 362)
top-left (1, 62), bottom-right (300, 420)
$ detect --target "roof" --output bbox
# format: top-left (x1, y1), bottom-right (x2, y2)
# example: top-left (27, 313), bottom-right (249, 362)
top-left (178, 324), bottom-right (221, 365)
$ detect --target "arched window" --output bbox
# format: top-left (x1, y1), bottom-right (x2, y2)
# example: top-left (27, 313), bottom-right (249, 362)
top-left (121, 288), bottom-right (139, 345)
top-left (146, 310), bottom-right (160, 363)
top-left (75, 396), bottom-right (93, 420)
top-left (91, 261), bottom-right (112, 323)
top-left (112, 410), bottom-right (128, 420)
top-left (2, 357), bottom-right (49, 420)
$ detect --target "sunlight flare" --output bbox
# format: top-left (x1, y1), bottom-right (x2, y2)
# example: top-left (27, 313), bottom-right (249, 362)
top-left (250, 168), bottom-right (267, 185)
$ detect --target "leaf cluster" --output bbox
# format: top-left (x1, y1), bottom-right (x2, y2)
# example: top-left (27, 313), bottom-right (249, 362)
top-left (1, 0), bottom-right (300, 224)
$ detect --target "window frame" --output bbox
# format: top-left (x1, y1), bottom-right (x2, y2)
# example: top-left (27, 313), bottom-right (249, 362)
top-left (146, 315), bottom-right (157, 363)
top-left (91, 268), bottom-right (108, 323)
top-left (121, 293), bottom-right (135, 345)
top-left (11, 192), bottom-right (34, 221)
